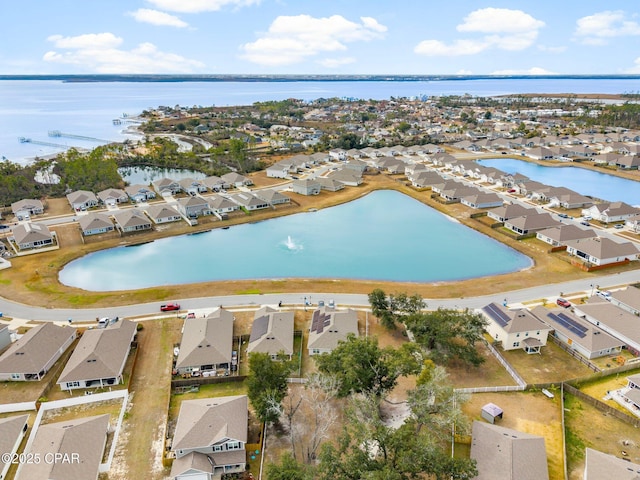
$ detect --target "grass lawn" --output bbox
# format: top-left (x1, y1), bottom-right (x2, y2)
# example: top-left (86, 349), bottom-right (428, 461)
top-left (446, 341), bottom-right (518, 389)
top-left (576, 367), bottom-right (640, 415)
top-left (501, 339), bottom-right (594, 385)
top-left (564, 392), bottom-right (640, 480)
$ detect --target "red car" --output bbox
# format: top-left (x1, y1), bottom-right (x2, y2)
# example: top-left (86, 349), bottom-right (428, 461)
top-left (556, 298), bottom-right (571, 308)
top-left (160, 302), bottom-right (181, 312)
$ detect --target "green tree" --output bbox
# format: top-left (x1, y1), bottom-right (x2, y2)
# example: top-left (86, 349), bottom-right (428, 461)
top-left (247, 352), bottom-right (294, 424)
top-left (368, 289), bottom-right (424, 330)
top-left (314, 335), bottom-right (421, 398)
top-left (266, 452), bottom-right (314, 480)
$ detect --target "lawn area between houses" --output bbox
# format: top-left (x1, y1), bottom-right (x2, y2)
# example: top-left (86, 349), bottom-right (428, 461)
top-left (576, 367), bottom-right (640, 415)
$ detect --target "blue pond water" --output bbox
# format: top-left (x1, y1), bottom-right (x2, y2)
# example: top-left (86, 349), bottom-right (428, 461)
top-left (59, 190), bottom-right (531, 291)
top-left (477, 158), bottom-right (640, 206)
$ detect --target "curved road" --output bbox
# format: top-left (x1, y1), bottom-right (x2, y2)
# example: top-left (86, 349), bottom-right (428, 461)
top-left (1, 270), bottom-right (638, 323)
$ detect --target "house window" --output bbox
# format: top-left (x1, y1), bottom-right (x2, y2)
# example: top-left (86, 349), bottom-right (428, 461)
top-left (227, 441), bottom-right (240, 450)
top-left (214, 445), bottom-right (223, 452)
top-left (312, 349), bottom-right (320, 354)
top-left (512, 342), bottom-right (520, 348)
top-left (11, 373), bottom-right (20, 380)
top-left (68, 381), bottom-right (80, 388)
top-left (516, 333), bottom-right (520, 338)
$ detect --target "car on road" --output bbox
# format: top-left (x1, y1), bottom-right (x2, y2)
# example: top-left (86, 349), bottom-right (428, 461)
top-left (580, 221), bottom-right (590, 226)
top-left (558, 213), bottom-right (569, 219)
top-left (614, 224), bottom-right (624, 229)
top-left (160, 302), bottom-right (181, 312)
top-left (507, 189), bottom-right (516, 193)
top-left (596, 290), bottom-right (612, 301)
top-left (556, 298), bottom-right (571, 308)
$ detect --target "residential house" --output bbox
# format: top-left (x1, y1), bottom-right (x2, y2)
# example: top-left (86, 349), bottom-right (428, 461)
top-left (470, 421), bottom-right (549, 480)
top-left (97, 188), bottom-right (128, 206)
top-left (11, 199), bottom-right (44, 219)
top-left (0, 324), bottom-right (10, 352)
top-left (439, 185), bottom-right (479, 203)
top-left (254, 189), bottom-right (290, 206)
top-left (308, 306), bottom-right (359, 356)
top-left (146, 204), bottom-right (182, 224)
top-left (532, 306), bottom-right (623, 359)
top-left (113, 209), bottom-right (153, 233)
top-left (11, 222), bottom-right (54, 250)
top-left (266, 161), bottom-right (291, 179)
top-left (584, 202), bottom-right (640, 224)
top-left (480, 303), bottom-right (551, 353)
top-left (526, 146), bottom-right (554, 160)
top-left (504, 212), bottom-right (561, 235)
top-left (175, 308), bottom-right (234, 375)
top-left (207, 195), bottom-right (240, 216)
top-left (178, 178), bottom-right (208, 196)
top-left (125, 184), bottom-right (156, 203)
top-left (615, 156), bottom-right (640, 170)
top-left (170, 395), bottom-right (247, 479)
top-left (0, 414), bottom-right (29, 480)
top-left (66, 190), bottom-right (98, 211)
top-left (535, 224), bottom-right (597, 247)
top-left (16, 414), bottom-right (109, 480)
top-left (0, 323), bottom-right (76, 381)
top-left (221, 172), bottom-right (252, 188)
top-left (202, 176), bottom-right (229, 192)
top-left (326, 169), bottom-right (363, 186)
top-left (177, 196), bottom-right (211, 218)
top-left (584, 448), bottom-right (640, 480)
top-left (247, 306), bottom-right (294, 360)
top-left (565, 237), bottom-right (639, 266)
top-left (623, 374), bottom-right (640, 411)
top-left (153, 177), bottom-right (181, 196)
top-left (78, 212), bottom-right (115, 236)
top-left (292, 178), bottom-right (321, 196)
top-left (573, 300), bottom-right (640, 353)
top-left (231, 192), bottom-right (269, 211)
top-left (57, 319), bottom-right (137, 390)
top-left (460, 192), bottom-right (503, 209)
top-left (409, 171), bottom-right (444, 188)
top-left (316, 177), bottom-right (345, 192)
top-left (329, 148), bottom-right (347, 161)
top-left (344, 158), bottom-right (367, 173)
top-left (610, 286), bottom-right (640, 316)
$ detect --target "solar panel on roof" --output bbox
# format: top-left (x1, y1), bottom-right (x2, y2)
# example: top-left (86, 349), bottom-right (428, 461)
top-left (547, 312), bottom-right (587, 339)
top-left (250, 315), bottom-right (270, 342)
top-left (482, 303), bottom-right (510, 328)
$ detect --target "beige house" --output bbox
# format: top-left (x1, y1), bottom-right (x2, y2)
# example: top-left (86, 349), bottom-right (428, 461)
top-left (247, 306), bottom-right (294, 359)
top-left (16, 414), bottom-right (109, 480)
top-left (113, 209), bottom-right (152, 233)
top-left (78, 212), bottom-right (115, 236)
top-left (308, 306), bottom-right (359, 355)
top-left (171, 395), bottom-right (247, 480)
top-left (57, 319), bottom-right (137, 390)
top-left (565, 237), bottom-right (639, 266)
top-left (146, 204), bottom-right (182, 224)
top-left (11, 222), bottom-right (54, 250)
top-left (292, 178), bottom-right (321, 196)
top-left (66, 190), bottom-right (98, 211)
top-left (0, 323), bottom-right (76, 381)
top-left (535, 224), bottom-right (597, 247)
top-left (11, 198), bottom-right (44, 219)
top-left (175, 308), bottom-right (234, 375)
top-left (480, 303), bottom-right (551, 353)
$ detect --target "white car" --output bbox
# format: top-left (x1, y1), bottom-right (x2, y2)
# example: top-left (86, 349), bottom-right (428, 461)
top-left (596, 290), bottom-right (612, 301)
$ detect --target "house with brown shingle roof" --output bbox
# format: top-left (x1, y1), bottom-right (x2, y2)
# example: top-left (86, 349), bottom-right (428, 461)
top-left (97, 188), bottom-right (128, 206)
top-left (308, 306), bottom-right (359, 356)
top-left (504, 212), bottom-right (561, 235)
top-left (584, 448), bottom-right (640, 479)
top-left (10, 222), bottom-right (55, 250)
top-left (11, 199), bottom-right (44, 219)
top-left (247, 306), bottom-right (294, 360)
top-left (584, 201), bottom-right (640, 223)
top-left (0, 323), bottom-right (76, 381)
top-left (470, 421), bottom-right (549, 480)
top-left (487, 203), bottom-right (533, 223)
top-left (170, 395), bottom-right (247, 479)
top-left (175, 308), bottom-right (234, 375)
top-left (113, 209), bottom-right (152, 233)
top-left (610, 286), bottom-right (640, 316)
top-left (479, 303), bottom-right (551, 353)
top-left (16, 414), bottom-right (109, 480)
top-left (66, 190), bottom-right (98, 211)
top-left (146, 204), bottom-right (182, 224)
top-left (535, 224), bottom-right (597, 247)
top-left (78, 212), bottom-right (115, 236)
top-left (565, 237), bottom-right (639, 266)
top-left (57, 319), bottom-right (137, 390)
top-left (0, 414), bottom-right (29, 480)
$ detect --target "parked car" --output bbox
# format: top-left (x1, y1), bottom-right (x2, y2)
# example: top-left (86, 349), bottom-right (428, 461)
top-left (614, 224), bottom-right (624, 229)
top-left (596, 290), bottom-right (612, 301)
top-left (507, 189), bottom-right (516, 193)
top-left (160, 302), bottom-right (181, 312)
top-left (556, 298), bottom-right (571, 308)
top-left (580, 221), bottom-right (590, 226)
top-left (558, 213), bottom-right (569, 219)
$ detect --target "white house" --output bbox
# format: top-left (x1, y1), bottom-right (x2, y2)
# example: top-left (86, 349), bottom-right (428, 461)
top-left (479, 303), bottom-right (551, 353)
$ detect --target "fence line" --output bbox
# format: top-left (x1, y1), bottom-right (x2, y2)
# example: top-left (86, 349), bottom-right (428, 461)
top-left (286, 377), bottom-right (307, 384)
top-left (547, 335), bottom-right (600, 372)
top-left (455, 385), bottom-right (525, 394)
top-left (0, 401), bottom-right (37, 414)
top-left (563, 383), bottom-right (640, 428)
top-left (484, 341), bottom-right (527, 387)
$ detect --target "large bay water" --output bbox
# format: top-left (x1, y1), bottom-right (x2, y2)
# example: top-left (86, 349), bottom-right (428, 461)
top-left (4, 77), bottom-right (640, 163)
top-left (59, 190), bottom-right (531, 291)
top-left (477, 158), bottom-right (640, 206)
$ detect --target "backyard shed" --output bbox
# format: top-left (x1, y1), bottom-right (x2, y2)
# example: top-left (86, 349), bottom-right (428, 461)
top-left (481, 403), bottom-right (503, 424)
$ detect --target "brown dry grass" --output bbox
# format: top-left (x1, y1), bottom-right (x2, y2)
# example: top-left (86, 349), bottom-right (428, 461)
top-left (3, 173), bottom-right (627, 311)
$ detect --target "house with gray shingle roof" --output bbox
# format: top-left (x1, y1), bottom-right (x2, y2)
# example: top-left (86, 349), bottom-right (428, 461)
top-left (479, 303), bottom-right (551, 353)
top-left (57, 319), bottom-right (137, 390)
top-left (125, 184), bottom-right (156, 203)
top-left (584, 448), bottom-right (640, 480)
top-left (221, 172), bottom-right (252, 188)
top-left (170, 395), bottom-right (247, 479)
top-left (16, 414), bottom-right (109, 480)
top-left (584, 201), bottom-right (640, 223)
top-left (565, 237), bottom-right (639, 266)
top-left (113, 209), bottom-right (152, 233)
top-left (178, 178), bottom-right (207, 195)
top-left (460, 192), bottom-right (503, 209)
top-left (536, 224), bottom-right (597, 247)
top-left (316, 177), bottom-right (345, 192)
top-left (0, 414), bottom-right (29, 480)
top-left (207, 195), bottom-right (239, 216)
top-left (66, 190), bottom-right (98, 211)
top-left (292, 178), bottom-right (320, 196)
top-left (0, 323), bottom-right (76, 381)
top-left (146, 204), bottom-right (182, 224)
top-left (78, 212), bottom-right (115, 236)
top-left (247, 306), bottom-right (294, 359)
top-left (487, 203), bottom-right (533, 223)
top-left (308, 306), bottom-right (359, 356)
top-left (505, 212), bottom-right (561, 235)
top-left (153, 177), bottom-right (181, 196)
top-left (254, 189), bottom-right (290, 206)
top-left (11, 199), bottom-right (44, 219)
top-left (610, 286), bottom-right (640, 316)
top-left (97, 188), bottom-right (128, 206)
top-left (10, 222), bottom-right (55, 250)
top-left (175, 308), bottom-right (234, 375)
top-left (202, 176), bottom-right (229, 191)
top-left (231, 192), bottom-right (269, 211)
top-left (573, 300), bottom-right (640, 352)
top-left (470, 421), bottom-right (549, 480)
top-left (177, 196), bottom-right (211, 218)
top-left (326, 169), bottom-right (363, 186)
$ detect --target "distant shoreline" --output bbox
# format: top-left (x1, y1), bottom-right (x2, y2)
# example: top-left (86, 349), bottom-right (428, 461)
top-left (2, 74), bottom-right (640, 83)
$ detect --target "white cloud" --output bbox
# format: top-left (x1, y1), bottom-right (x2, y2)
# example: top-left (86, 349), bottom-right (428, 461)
top-left (574, 10), bottom-right (640, 45)
top-left (44, 34), bottom-right (204, 73)
top-left (414, 39), bottom-right (488, 57)
top-left (241, 15), bottom-right (387, 66)
top-left (490, 67), bottom-right (557, 75)
top-left (624, 57), bottom-right (640, 74)
top-left (317, 57), bottom-right (356, 68)
top-left (47, 33), bottom-right (123, 49)
top-left (128, 9), bottom-right (188, 28)
top-left (415, 8), bottom-right (544, 57)
top-left (456, 69), bottom-right (473, 75)
top-left (146, 0), bottom-right (260, 13)
top-left (538, 45), bottom-right (567, 54)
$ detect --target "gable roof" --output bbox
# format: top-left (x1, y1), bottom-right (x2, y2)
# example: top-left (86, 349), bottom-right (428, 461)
top-left (565, 237), bottom-right (640, 260)
top-left (0, 323), bottom-right (76, 375)
top-left (247, 308), bottom-right (294, 357)
top-left (0, 414), bottom-right (29, 469)
top-left (146, 204), bottom-right (181, 220)
top-left (308, 307), bottom-right (359, 351)
top-left (17, 414), bottom-right (109, 480)
top-left (536, 224), bottom-right (597, 243)
top-left (176, 308), bottom-right (234, 369)
top-left (481, 303), bottom-right (550, 334)
top-left (57, 320), bottom-right (137, 384)
top-left (172, 395), bottom-right (248, 452)
top-left (584, 448), bottom-right (640, 480)
top-left (78, 212), bottom-right (114, 232)
top-left (113, 209), bottom-right (151, 229)
top-left (470, 421), bottom-right (549, 480)
top-left (12, 222), bottom-right (53, 245)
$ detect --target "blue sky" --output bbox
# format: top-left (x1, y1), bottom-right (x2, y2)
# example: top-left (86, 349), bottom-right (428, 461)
top-left (2, 1), bottom-right (640, 75)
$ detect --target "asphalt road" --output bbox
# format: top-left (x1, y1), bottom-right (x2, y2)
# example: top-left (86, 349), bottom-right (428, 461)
top-left (1, 269), bottom-right (638, 323)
